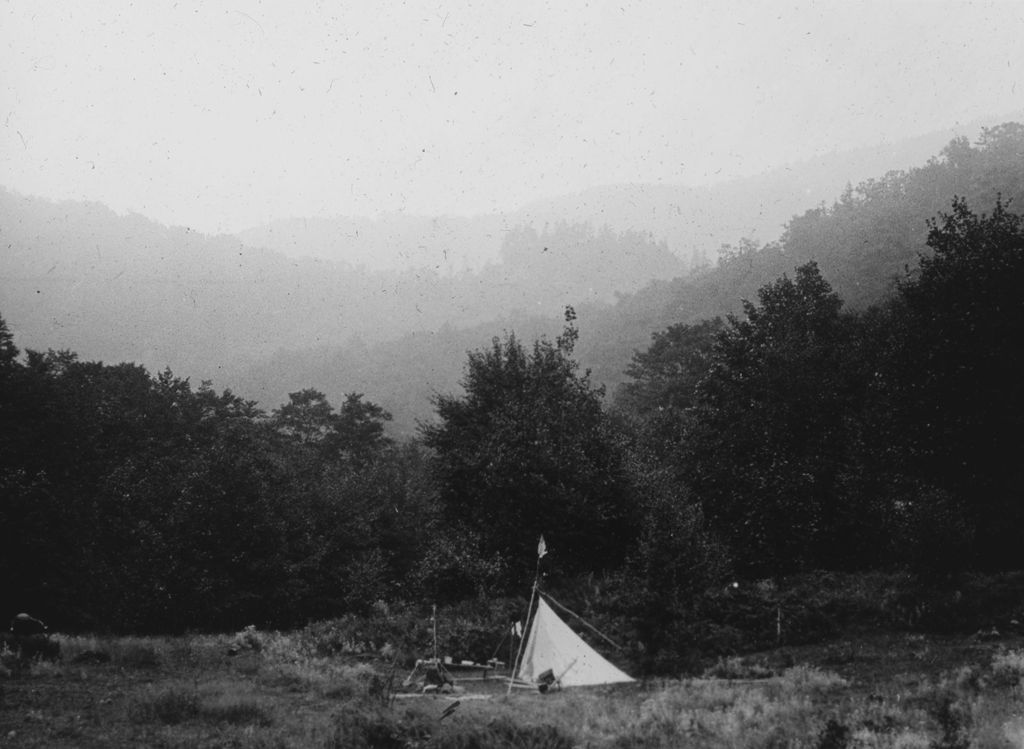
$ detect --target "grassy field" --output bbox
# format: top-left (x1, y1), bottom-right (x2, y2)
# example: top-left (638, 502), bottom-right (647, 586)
top-left (2, 628), bottom-right (1024, 748)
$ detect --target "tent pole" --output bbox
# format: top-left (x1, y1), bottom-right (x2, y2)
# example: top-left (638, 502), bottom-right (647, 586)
top-left (507, 558), bottom-right (541, 696)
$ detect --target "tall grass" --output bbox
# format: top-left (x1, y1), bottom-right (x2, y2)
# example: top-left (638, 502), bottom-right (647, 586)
top-left (129, 683), bottom-right (273, 727)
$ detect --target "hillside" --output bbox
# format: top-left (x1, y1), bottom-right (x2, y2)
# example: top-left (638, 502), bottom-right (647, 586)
top-left (239, 123), bottom-right (1024, 433)
top-left (0, 194), bottom-right (682, 400)
top-left (237, 117), bottom-right (1012, 270)
top-left (2, 120), bottom-right (1022, 431)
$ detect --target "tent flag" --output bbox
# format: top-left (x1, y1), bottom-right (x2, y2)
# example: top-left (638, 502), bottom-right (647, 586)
top-left (516, 597), bottom-right (634, 687)
top-left (537, 535), bottom-right (548, 559)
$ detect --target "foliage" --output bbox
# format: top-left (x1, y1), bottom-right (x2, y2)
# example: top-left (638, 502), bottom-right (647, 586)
top-left (873, 196), bottom-right (1024, 570)
top-left (614, 317), bottom-right (724, 461)
top-left (0, 329), bottom-right (427, 632)
top-left (422, 307), bottom-right (637, 594)
top-left (3, 126), bottom-right (1024, 642)
top-left (680, 262), bottom-right (867, 575)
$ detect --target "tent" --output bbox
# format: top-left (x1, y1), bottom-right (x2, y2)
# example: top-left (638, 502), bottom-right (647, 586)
top-left (513, 595), bottom-right (634, 689)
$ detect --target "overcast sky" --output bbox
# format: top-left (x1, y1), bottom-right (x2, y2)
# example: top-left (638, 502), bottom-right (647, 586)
top-left (2, 0), bottom-right (1023, 234)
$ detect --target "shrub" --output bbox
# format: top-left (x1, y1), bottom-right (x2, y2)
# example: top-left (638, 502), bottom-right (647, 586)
top-left (990, 649), bottom-right (1024, 687)
top-left (297, 598), bottom-right (524, 666)
top-left (817, 718), bottom-right (850, 749)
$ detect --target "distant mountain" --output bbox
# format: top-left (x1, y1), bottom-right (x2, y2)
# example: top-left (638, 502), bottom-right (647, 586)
top-left (0, 192), bottom-right (683, 410)
top-left (238, 115), bottom-right (1019, 272)
top-left (238, 121), bottom-right (1024, 434)
top-left (237, 213), bottom-right (509, 272)
top-left (4, 116), bottom-right (1021, 434)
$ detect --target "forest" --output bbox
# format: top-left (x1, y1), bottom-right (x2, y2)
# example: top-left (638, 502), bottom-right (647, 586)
top-left (1, 124), bottom-right (1023, 675)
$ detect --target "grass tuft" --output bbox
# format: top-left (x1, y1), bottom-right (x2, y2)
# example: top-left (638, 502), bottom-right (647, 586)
top-left (198, 694), bottom-right (274, 726)
top-left (326, 704), bottom-right (430, 749)
top-left (990, 648), bottom-right (1024, 687)
top-left (129, 686), bottom-right (200, 725)
top-left (702, 655), bottom-right (774, 680)
top-left (779, 665), bottom-right (848, 691)
top-left (435, 717), bottom-right (576, 749)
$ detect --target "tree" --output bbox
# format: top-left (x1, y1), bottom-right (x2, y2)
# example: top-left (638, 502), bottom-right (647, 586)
top-left (615, 317), bottom-right (724, 460)
top-left (621, 448), bottom-right (729, 667)
top-left (422, 308), bottom-right (635, 595)
top-left (325, 392), bottom-right (393, 465)
top-left (877, 196), bottom-right (1024, 568)
top-left (683, 262), bottom-right (863, 575)
top-left (272, 388), bottom-right (335, 445)
top-left (0, 314), bottom-right (18, 374)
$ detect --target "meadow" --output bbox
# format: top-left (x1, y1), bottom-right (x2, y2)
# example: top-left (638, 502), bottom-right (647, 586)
top-left (3, 624), bottom-right (1024, 748)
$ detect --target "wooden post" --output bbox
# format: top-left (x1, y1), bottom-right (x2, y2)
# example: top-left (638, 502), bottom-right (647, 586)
top-left (432, 605), bottom-right (438, 663)
top-left (509, 624), bottom-right (515, 677)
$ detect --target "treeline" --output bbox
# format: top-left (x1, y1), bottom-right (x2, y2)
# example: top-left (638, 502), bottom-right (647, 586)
top-left (0, 350), bottom-right (438, 632)
top-left (584, 123), bottom-right (1024, 395)
top-left (619, 197), bottom-right (1024, 576)
top-left (1, 131), bottom-right (1023, 664)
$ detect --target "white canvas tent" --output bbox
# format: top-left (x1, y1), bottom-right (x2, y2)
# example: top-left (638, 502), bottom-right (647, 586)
top-left (514, 595), bottom-right (634, 688)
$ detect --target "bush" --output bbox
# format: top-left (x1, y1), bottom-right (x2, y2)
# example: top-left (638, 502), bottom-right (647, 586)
top-left (298, 598), bottom-right (524, 666)
top-left (990, 649), bottom-right (1024, 688)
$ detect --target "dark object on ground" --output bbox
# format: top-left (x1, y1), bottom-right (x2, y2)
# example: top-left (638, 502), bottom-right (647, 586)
top-left (424, 663), bottom-right (453, 687)
top-left (5, 614), bottom-right (59, 661)
top-left (71, 650), bottom-right (112, 665)
top-left (10, 613), bottom-right (47, 636)
top-left (537, 668), bottom-right (557, 693)
top-left (1, 633), bottom-right (60, 661)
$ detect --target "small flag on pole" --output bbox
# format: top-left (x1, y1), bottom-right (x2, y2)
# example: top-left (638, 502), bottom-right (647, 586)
top-left (537, 534), bottom-right (547, 559)
top-left (512, 620), bottom-right (523, 638)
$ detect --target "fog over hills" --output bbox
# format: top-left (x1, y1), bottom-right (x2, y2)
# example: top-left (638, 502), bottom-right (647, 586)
top-left (236, 120), bottom-right (990, 271)
top-left (2, 117), bottom-right (1021, 433)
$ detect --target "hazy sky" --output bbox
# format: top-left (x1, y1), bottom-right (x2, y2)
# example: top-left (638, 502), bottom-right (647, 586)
top-left (2, 0), bottom-right (1023, 234)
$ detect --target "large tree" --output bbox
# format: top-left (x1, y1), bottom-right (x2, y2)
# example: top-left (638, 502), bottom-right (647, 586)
top-left (615, 317), bottom-right (724, 462)
top-left (422, 309), bottom-right (635, 595)
top-left (876, 196), bottom-right (1024, 569)
top-left (682, 262), bottom-right (865, 575)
